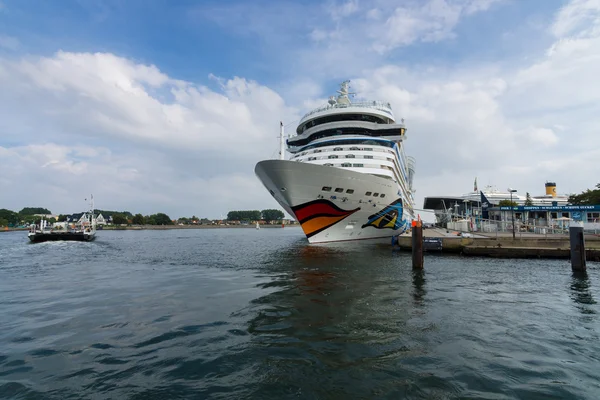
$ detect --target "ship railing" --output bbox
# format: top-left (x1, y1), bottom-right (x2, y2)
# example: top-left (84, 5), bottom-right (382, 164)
top-left (406, 156), bottom-right (416, 171)
top-left (300, 101), bottom-right (394, 122)
top-left (440, 217), bottom-right (597, 239)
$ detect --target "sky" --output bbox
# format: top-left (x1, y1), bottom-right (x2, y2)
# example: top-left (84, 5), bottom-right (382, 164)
top-left (1, 0), bottom-right (599, 219)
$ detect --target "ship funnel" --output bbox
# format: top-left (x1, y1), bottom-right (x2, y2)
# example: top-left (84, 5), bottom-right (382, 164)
top-left (545, 181), bottom-right (556, 197)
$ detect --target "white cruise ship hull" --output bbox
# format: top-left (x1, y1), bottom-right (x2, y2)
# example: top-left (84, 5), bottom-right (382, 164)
top-left (255, 160), bottom-right (413, 243)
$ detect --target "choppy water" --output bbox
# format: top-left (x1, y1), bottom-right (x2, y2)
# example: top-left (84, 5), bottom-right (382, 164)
top-left (0, 228), bottom-right (599, 399)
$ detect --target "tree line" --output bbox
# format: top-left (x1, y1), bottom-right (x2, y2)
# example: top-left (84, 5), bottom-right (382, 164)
top-left (0, 207), bottom-right (175, 227)
top-left (0, 208), bottom-right (52, 227)
top-left (568, 183), bottom-right (600, 205)
top-left (227, 209), bottom-right (285, 222)
top-left (1, 206), bottom-right (288, 227)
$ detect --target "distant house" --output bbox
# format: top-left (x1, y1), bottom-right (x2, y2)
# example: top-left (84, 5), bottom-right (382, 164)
top-left (34, 213), bottom-right (59, 220)
top-left (66, 213), bottom-right (84, 223)
top-left (96, 214), bottom-right (107, 226)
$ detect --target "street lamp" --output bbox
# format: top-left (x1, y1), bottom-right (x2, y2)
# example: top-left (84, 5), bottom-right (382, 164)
top-left (508, 188), bottom-right (517, 239)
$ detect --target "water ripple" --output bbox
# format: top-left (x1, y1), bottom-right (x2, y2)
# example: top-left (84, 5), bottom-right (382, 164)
top-left (0, 229), bottom-right (599, 399)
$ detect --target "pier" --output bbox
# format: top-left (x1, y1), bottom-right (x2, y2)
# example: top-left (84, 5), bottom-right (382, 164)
top-left (394, 227), bottom-right (600, 261)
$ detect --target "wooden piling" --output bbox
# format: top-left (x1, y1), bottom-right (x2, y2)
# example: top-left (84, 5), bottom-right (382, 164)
top-left (412, 220), bottom-right (423, 269)
top-left (569, 224), bottom-right (586, 271)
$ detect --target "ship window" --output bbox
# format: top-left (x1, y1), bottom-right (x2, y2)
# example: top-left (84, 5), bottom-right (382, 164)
top-left (333, 147), bottom-right (343, 151)
top-left (335, 188), bottom-right (344, 193)
top-left (345, 154), bottom-right (355, 158)
top-left (324, 163), bottom-right (333, 167)
top-left (353, 163), bottom-right (364, 167)
top-left (373, 193), bottom-right (379, 197)
top-left (322, 186), bottom-right (332, 191)
top-left (308, 157), bottom-right (316, 161)
top-left (364, 148), bottom-right (373, 151)
top-left (380, 194), bottom-right (385, 198)
top-left (551, 212), bottom-right (557, 218)
top-left (314, 149), bottom-right (322, 153)
top-left (328, 155), bottom-right (338, 159)
top-left (365, 191), bottom-right (372, 196)
top-left (341, 162), bottom-right (351, 167)
top-left (346, 189), bottom-right (354, 194)
top-left (349, 147), bottom-right (360, 151)
top-left (364, 155), bottom-right (373, 159)
top-left (588, 212), bottom-right (600, 222)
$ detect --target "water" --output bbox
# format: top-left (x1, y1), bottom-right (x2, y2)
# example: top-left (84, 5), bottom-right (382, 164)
top-left (1, 228), bottom-right (599, 399)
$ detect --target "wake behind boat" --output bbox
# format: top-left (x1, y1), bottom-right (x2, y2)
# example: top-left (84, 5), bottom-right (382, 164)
top-left (28, 197), bottom-right (97, 243)
top-left (255, 80), bottom-right (416, 243)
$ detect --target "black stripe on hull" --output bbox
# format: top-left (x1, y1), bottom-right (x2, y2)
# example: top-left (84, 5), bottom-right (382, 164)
top-left (28, 233), bottom-right (96, 243)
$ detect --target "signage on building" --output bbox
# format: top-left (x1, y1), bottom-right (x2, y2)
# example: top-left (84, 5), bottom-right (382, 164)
top-left (495, 205), bottom-right (600, 212)
top-left (423, 237), bottom-right (443, 251)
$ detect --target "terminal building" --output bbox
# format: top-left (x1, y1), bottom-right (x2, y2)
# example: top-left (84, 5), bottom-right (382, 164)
top-left (423, 181), bottom-right (600, 232)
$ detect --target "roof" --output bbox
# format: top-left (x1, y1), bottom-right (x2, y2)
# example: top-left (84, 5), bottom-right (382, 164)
top-left (423, 196), bottom-right (475, 210)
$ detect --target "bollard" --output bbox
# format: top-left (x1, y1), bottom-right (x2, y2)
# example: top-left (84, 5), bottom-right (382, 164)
top-left (569, 223), bottom-right (586, 271)
top-left (412, 220), bottom-right (423, 269)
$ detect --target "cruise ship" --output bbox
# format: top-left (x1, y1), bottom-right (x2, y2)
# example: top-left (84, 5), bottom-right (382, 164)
top-left (255, 80), bottom-right (416, 243)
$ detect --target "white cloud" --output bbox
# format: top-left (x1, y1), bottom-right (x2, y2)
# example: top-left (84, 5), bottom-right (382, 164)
top-left (309, 0), bottom-right (505, 53)
top-left (551, 0), bottom-right (600, 38)
top-left (0, 51), bottom-right (298, 217)
top-left (328, 0), bottom-right (359, 20)
top-left (1, 0), bottom-right (599, 221)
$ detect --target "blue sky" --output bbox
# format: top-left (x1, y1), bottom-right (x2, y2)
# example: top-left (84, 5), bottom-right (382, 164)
top-left (1, 0), bottom-right (599, 218)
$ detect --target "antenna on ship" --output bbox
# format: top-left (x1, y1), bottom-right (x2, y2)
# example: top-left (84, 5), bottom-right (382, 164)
top-left (336, 80), bottom-right (355, 105)
top-left (279, 121), bottom-right (285, 160)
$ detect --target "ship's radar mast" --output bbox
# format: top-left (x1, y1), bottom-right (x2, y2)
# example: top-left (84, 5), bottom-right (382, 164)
top-left (336, 80), bottom-right (355, 105)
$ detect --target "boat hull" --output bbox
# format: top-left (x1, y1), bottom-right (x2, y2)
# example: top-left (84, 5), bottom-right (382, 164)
top-left (28, 232), bottom-right (96, 243)
top-left (255, 160), bottom-right (413, 243)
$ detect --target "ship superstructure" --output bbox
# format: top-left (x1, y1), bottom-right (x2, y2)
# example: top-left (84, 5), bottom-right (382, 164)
top-left (255, 81), bottom-right (416, 243)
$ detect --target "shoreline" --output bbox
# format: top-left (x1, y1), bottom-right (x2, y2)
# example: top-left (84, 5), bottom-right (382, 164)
top-left (2, 224), bottom-right (300, 232)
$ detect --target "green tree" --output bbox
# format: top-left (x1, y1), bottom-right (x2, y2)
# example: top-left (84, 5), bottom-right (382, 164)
top-left (262, 209), bottom-right (284, 222)
top-left (498, 200), bottom-right (518, 207)
top-left (132, 214), bottom-right (145, 225)
top-left (112, 213), bottom-right (128, 225)
top-left (568, 183), bottom-right (600, 205)
top-left (145, 215), bottom-right (157, 225)
top-left (524, 192), bottom-right (534, 206)
top-left (19, 207), bottom-right (51, 216)
top-left (152, 213), bottom-right (172, 225)
top-left (227, 210), bottom-right (261, 221)
top-left (0, 218), bottom-right (8, 227)
top-left (57, 214), bottom-right (68, 222)
top-left (20, 215), bottom-right (39, 225)
top-left (0, 209), bottom-right (19, 225)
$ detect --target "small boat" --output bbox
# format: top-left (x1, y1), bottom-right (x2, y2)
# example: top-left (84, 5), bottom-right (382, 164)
top-left (28, 196), bottom-right (97, 243)
top-left (256, 221), bottom-right (260, 230)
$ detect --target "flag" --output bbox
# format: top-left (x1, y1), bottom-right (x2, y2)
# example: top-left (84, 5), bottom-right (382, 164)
top-left (481, 191), bottom-right (490, 219)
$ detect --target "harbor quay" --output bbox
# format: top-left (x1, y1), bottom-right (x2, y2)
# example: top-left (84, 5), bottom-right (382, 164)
top-left (393, 227), bottom-right (600, 261)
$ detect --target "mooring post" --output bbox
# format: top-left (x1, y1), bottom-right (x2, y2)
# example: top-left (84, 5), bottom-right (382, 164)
top-left (569, 222), bottom-right (586, 272)
top-left (412, 219), bottom-right (423, 269)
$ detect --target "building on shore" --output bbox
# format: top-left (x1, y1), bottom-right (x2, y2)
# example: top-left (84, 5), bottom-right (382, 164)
top-left (423, 180), bottom-right (599, 232)
top-left (488, 205), bottom-right (600, 232)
